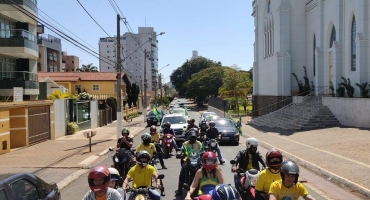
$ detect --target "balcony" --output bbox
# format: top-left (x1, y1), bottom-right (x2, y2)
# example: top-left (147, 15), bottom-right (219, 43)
top-left (0, 71), bottom-right (39, 90)
top-left (0, 0), bottom-right (38, 25)
top-left (0, 29), bottom-right (38, 59)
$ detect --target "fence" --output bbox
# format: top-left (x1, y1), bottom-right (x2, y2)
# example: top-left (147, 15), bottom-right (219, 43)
top-left (208, 97), bottom-right (228, 113)
top-left (98, 106), bottom-right (112, 127)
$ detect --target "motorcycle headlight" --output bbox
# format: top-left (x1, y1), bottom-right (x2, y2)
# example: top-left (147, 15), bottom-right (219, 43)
top-left (114, 157), bottom-right (119, 162)
top-left (166, 135), bottom-right (171, 138)
top-left (211, 142), bottom-right (216, 147)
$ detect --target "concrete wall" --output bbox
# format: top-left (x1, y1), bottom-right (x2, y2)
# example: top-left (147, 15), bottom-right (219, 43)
top-left (90, 100), bottom-right (98, 129)
top-left (54, 99), bottom-right (67, 138)
top-left (322, 97), bottom-right (370, 128)
top-left (0, 108), bottom-right (10, 154)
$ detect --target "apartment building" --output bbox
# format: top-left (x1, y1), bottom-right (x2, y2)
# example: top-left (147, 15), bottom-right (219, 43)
top-left (99, 27), bottom-right (160, 91)
top-left (61, 51), bottom-right (79, 72)
top-left (37, 30), bottom-right (62, 72)
top-left (0, 0), bottom-right (39, 100)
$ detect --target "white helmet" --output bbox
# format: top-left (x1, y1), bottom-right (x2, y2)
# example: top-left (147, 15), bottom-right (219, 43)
top-left (246, 137), bottom-right (258, 149)
top-left (244, 168), bottom-right (260, 188)
top-left (108, 167), bottom-right (120, 181)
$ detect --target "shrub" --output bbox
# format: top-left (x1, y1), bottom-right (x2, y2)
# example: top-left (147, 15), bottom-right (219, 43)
top-left (123, 111), bottom-right (139, 121)
top-left (355, 82), bottom-right (370, 98)
top-left (336, 84), bottom-right (345, 97)
top-left (340, 77), bottom-right (354, 97)
top-left (67, 122), bottom-right (79, 135)
top-left (292, 66), bottom-right (313, 96)
top-left (329, 81), bottom-right (335, 97)
top-left (78, 92), bottom-right (93, 100)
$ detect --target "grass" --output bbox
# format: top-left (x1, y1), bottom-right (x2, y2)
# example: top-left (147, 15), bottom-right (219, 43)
top-left (227, 105), bottom-right (252, 115)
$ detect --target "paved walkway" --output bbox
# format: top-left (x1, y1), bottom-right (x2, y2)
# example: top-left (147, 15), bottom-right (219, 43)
top-left (0, 115), bottom-right (147, 188)
top-left (241, 116), bottom-right (370, 198)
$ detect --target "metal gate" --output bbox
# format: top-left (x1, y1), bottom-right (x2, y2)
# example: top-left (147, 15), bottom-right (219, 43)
top-left (28, 106), bottom-right (50, 145)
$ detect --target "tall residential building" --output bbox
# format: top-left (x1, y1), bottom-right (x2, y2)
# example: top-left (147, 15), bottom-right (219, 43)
top-left (0, 0), bottom-right (39, 100)
top-left (99, 27), bottom-right (160, 91)
top-left (61, 51), bottom-right (79, 72)
top-left (37, 30), bottom-right (62, 72)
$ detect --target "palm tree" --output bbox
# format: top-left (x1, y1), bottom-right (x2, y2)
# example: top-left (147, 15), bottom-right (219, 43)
top-left (77, 63), bottom-right (98, 72)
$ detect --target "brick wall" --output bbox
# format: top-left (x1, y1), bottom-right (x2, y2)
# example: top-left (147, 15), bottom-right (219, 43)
top-left (252, 95), bottom-right (292, 116)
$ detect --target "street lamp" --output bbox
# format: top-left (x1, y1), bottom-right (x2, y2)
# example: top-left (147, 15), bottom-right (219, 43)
top-left (155, 64), bottom-right (170, 106)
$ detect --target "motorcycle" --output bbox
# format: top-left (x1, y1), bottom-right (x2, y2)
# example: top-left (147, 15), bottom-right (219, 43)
top-left (162, 134), bottom-right (174, 158)
top-left (230, 160), bottom-right (259, 200)
top-left (177, 148), bottom-right (202, 186)
top-left (183, 183), bottom-right (214, 200)
top-left (125, 174), bottom-right (165, 200)
top-left (109, 147), bottom-right (136, 181)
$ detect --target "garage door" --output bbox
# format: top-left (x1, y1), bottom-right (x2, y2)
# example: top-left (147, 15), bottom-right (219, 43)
top-left (28, 106), bottom-right (50, 145)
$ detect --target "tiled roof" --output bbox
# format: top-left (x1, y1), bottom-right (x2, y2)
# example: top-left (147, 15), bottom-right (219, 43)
top-left (37, 72), bottom-right (123, 82)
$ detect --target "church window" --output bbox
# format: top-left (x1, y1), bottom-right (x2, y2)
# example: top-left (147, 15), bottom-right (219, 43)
top-left (313, 35), bottom-right (316, 76)
top-left (329, 26), bottom-right (336, 48)
top-left (351, 16), bottom-right (356, 71)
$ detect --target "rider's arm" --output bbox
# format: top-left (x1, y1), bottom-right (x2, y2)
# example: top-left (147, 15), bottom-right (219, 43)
top-left (151, 172), bottom-right (161, 188)
top-left (125, 137), bottom-right (133, 148)
top-left (216, 167), bottom-right (225, 184)
top-left (122, 176), bottom-right (132, 189)
top-left (257, 152), bottom-right (266, 168)
top-left (116, 138), bottom-right (121, 148)
top-left (269, 194), bottom-right (278, 200)
top-left (233, 151), bottom-right (241, 167)
top-left (186, 170), bottom-right (202, 199)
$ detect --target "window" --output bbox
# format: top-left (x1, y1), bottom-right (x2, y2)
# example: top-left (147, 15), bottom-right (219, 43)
top-left (313, 34), bottom-right (316, 76)
top-left (267, 0), bottom-right (271, 13)
top-left (0, 188), bottom-right (8, 200)
top-left (92, 85), bottom-right (99, 91)
top-left (75, 85), bottom-right (81, 93)
top-left (10, 179), bottom-right (39, 200)
top-left (329, 26), bottom-right (336, 48)
top-left (351, 16), bottom-right (356, 71)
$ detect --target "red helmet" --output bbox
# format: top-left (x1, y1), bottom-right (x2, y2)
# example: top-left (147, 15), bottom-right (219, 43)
top-left (201, 152), bottom-right (217, 171)
top-left (266, 148), bottom-right (283, 168)
top-left (88, 166), bottom-right (110, 192)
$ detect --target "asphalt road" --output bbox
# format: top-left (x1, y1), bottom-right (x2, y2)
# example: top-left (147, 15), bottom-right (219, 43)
top-left (61, 98), bottom-right (361, 200)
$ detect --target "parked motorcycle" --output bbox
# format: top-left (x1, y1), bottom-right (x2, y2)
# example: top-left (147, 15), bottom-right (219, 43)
top-left (162, 134), bottom-right (174, 158)
top-left (230, 160), bottom-right (260, 200)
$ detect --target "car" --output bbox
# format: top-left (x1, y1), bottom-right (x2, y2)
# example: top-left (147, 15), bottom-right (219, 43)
top-left (147, 110), bottom-right (166, 126)
top-left (199, 111), bottom-right (218, 126)
top-left (160, 113), bottom-right (188, 144)
top-left (0, 172), bottom-right (61, 200)
top-left (214, 118), bottom-right (240, 145)
top-left (179, 103), bottom-right (185, 108)
top-left (170, 108), bottom-right (189, 119)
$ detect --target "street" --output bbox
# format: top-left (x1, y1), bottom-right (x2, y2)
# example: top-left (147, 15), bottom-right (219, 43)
top-left (60, 99), bottom-right (362, 199)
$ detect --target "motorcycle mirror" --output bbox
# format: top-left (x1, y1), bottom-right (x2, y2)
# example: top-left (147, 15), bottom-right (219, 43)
top-left (183, 183), bottom-right (190, 191)
top-left (230, 160), bottom-right (236, 164)
top-left (157, 174), bottom-right (165, 179)
top-left (108, 147), bottom-right (114, 151)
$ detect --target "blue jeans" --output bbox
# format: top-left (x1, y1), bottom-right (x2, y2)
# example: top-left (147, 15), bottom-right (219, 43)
top-left (128, 189), bottom-right (160, 200)
top-left (216, 147), bottom-right (223, 161)
top-left (234, 173), bottom-right (242, 190)
top-left (172, 140), bottom-right (179, 150)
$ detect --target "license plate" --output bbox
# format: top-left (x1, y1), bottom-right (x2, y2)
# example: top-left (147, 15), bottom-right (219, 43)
top-left (222, 137), bottom-right (229, 139)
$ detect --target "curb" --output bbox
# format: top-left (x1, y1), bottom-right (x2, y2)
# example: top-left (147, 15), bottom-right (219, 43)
top-left (241, 133), bottom-right (370, 198)
top-left (56, 125), bottom-right (146, 191)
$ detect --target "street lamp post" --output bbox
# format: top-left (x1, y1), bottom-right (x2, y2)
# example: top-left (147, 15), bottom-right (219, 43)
top-left (157, 64), bottom-right (169, 106)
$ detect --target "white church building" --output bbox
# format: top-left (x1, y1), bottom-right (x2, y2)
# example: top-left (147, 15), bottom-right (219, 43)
top-left (251, 0), bottom-right (370, 116)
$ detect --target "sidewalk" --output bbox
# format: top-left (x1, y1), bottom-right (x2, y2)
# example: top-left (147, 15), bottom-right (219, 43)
top-left (241, 117), bottom-right (370, 198)
top-left (0, 115), bottom-right (147, 189)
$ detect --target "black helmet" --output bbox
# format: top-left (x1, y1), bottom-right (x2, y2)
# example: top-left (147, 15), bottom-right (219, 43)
top-left (212, 184), bottom-right (240, 200)
top-left (136, 150), bottom-right (151, 167)
top-left (189, 131), bottom-right (197, 144)
top-left (280, 160), bottom-right (299, 183)
top-left (141, 133), bottom-right (151, 145)
top-left (121, 127), bottom-right (130, 136)
top-left (150, 125), bottom-right (157, 133)
top-left (164, 121), bottom-right (171, 128)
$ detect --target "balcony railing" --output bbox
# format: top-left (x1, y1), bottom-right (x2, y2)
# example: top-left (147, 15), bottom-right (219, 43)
top-left (0, 71), bottom-right (38, 81)
top-left (0, 0), bottom-right (38, 13)
top-left (0, 29), bottom-right (37, 51)
top-left (0, 80), bottom-right (39, 89)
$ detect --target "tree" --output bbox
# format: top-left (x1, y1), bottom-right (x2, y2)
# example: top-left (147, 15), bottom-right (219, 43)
top-left (77, 63), bottom-right (98, 72)
top-left (186, 66), bottom-right (226, 106)
top-left (170, 57), bottom-right (222, 96)
top-left (126, 83), bottom-right (140, 107)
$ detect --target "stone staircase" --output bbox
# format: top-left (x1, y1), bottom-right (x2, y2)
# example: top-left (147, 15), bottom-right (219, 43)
top-left (249, 97), bottom-right (341, 130)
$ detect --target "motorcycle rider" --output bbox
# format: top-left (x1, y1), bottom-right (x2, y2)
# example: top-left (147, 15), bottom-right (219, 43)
top-left (186, 118), bottom-right (199, 131)
top-left (83, 166), bottom-right (123, 200)
top-left (108, 167), bottom-right (126, 198)
top-left (199, 120), bottom-right (209, 133)
top-left (175, 131), bottom-right (204, 196)
top-left (185, 152), bottom-right (225, 200)
top-left (136, 133), bottom-right (156, 158)
top-left (255, 148), bottom-right (283, 200)
top-left (232, 137), bottom-right (266, 190)
top-left (269, 160), bottom-right (315, 200)
top-left (117, 127), bottom-right (133, 150)
top-left (162, 121), bottom-right (179, 152)
top-left (150, 125), bottom-right (167, 169)
top-left (206, 121), bottom-right (225, 164)
top-left (122, 150), bottom-right (162, 200)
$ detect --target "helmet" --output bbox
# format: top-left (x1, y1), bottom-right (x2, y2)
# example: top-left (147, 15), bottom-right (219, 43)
top-left (121, 127), bottom-right (130, 135)
top-left (212, 184), bottom-right (240, 200)
top-left (141, 133), bottom-right (151, 145)
top-left (108, 167), bottom-right (121, 181)
top-left (266, 148), bottom-right (283, 169)
top-left (280, 160), bottom-right (299, 183)
top-left (209, 121), bottom-right (215, 127)
top-left (136, 150), bottom-right (151, 167)
top-left (246, 137), bottom-right (258, 149)
top-left (189, 131), bottom-right (197, 144)
top-left (201, 120), bottom-right (207, 124)
top-left (88, 166), bottom-right (110, 192)
top-left (245, 169), bottom-right (260, 188)
top-left (149, 125), bottom-right (157, 133)
top-left (164, 121), bottom-right (171, 128)
top-left (190, 118), bottom-right (195, 123)
top-left (201, 152), bottom-right (217, 171)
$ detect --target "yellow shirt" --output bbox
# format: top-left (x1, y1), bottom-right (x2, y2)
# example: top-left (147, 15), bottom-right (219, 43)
top-left (269, 180), bottom-right (309, 200)
top-left (136, 143), bottom-right (156, 158)
top-left (127, 164), bottom-right (156, 188)
top-left (151, 132), bottom-right (160, 143)
top-left (255, 168), bottom-right (282, 193)
top-left (247, 153), bottom-right (253, 170)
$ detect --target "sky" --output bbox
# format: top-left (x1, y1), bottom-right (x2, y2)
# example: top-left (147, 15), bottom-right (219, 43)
top-left (37, 0), bottom-right (254, 83)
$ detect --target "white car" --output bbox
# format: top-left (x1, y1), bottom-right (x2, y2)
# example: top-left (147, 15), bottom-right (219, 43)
top-left (199, 111), bottom-right (218, 126)
top-left (171, 108), bottom-right (189, 119)
top-left (160, 114), bottom-right (188, 143)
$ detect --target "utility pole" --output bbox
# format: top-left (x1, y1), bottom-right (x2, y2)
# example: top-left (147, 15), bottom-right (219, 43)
top-left (159, 73), bottom-right (162, 106)
top-left (154, 76), bottom-right (157, 106)
top-left (116, 14), bottom-right (122, 139)
top-left (143, 49), bottom-right (148, 122)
